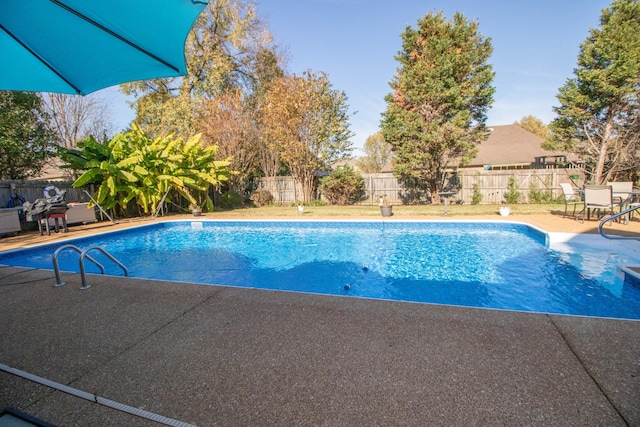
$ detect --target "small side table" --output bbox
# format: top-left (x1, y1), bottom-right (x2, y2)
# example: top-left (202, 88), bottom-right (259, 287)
top-left (438, 191), bottom-right (456, 216)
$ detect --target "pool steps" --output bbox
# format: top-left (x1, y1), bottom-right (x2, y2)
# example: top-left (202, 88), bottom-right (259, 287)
top-left (619, 265), bottom-right (640, 289)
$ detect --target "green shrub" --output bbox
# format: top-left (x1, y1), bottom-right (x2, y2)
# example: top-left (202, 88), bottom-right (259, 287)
top-left (250, 188), bottom-right (273, 207)
top-left (219, 191), bottom-right (243, 209)
top-left (528, 181), bottom-right (554, 204)
top-left (471, 183), bottom-right (483, 205)
top-left (503, 178), bottom-right (521, 204)
top-left (307, 199), bottom-right (327, 207)
top-left (289, 199), bottom-right (327, 207)
top-left (318, 166), bottom-right (366, 205)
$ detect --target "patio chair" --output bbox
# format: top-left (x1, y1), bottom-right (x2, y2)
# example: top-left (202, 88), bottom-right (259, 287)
top-left (630, 200), bottom-right (640, 221)
top-left (621, 187), bottom-right (640, 222)
top-left (606, 181), bottom-right (633, 212)
top-left (578, 185), bottom-right (614, 223)
top-left (560, 183), bottom-right (582, 218)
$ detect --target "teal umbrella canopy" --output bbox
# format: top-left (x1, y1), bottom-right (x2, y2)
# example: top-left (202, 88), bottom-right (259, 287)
top-left (0, 0), bottom-right (208, 95)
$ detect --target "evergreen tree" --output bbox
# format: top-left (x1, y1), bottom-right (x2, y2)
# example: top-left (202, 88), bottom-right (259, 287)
top-left (380, 11), bottom-right (495, 203)
top-left (546, 0), bottom-right (640, 184)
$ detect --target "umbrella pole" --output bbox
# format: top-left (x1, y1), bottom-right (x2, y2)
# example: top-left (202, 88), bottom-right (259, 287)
top-left (152, 186), bottom-right (172, 219)
top-left (83, 190), bottom-right (115, 224)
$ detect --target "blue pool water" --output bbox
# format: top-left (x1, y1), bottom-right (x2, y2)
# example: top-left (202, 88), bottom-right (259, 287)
top-left (1, 220), bottom-right (640, 320)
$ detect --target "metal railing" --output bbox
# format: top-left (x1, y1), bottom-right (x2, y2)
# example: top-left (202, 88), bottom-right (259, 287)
top-left (52, 244), bottom-right (128, 289)
top-left (598, 205), bottom-right (640, 240)
top-left (53, 244), bottom-right (105, 287)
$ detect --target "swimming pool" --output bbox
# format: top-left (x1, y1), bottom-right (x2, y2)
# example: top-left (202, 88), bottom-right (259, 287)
top-left (2, 220), bottom-right (640, 320)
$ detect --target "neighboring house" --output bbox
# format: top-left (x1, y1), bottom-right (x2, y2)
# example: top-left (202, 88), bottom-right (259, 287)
top-left (332, 158), bottom-right (363, 173)
top-left (380, 124), bottom-right (580, 172)
top-left (462, 124), bottom-right (577, 171)
top-left (30, 157), bottom-right (74, 181)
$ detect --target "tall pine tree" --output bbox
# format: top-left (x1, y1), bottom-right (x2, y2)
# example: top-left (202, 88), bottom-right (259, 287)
top-left (546, 0), bottom-right (640, 184)
top-left (380, 11), bottom-right (494, 203)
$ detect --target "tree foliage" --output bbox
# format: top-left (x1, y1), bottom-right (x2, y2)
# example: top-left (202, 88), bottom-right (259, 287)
top-left (261, 71), bottom-right (354, 202)
top-left (121, 0), bottom-right (278, 141)
top-left (118, 0), bottom-right (355, 205)
top-left (546, 0), bottom-right (640, 184)
top-left (0, 91), bottom-right (53, 179)
top-left (120, 0), bottom-right (291, 199)
top-left (514, 115), bottom-right (549, 139)
top-left (380, 11), bottom-right (495, 203)
top-left (251, 48), bottom-right (286, 178)
top-left (196, 46), bottom-right (287, 191)
top-left (357, 131), bottom-right (393, 173)
top-left (61, 125), bottom-right (230, 216)
top-left (198, 88), bottom-right (257, 194)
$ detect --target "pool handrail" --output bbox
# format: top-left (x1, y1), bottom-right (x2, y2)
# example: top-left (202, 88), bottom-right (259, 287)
top-left (79, 246), bottom-right (128, 290)
top-left (598, 205), bottom-right (640, 240)
top-left (53, 244), bottom-right (105, 287)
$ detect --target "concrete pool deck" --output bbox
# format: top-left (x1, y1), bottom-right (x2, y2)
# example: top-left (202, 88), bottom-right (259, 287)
top-left (1, 214), bottom-right (639, 425)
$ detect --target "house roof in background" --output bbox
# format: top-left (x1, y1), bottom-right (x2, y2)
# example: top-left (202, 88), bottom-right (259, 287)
top-left (31, 157), bottom-right (72, 181)
top-left (469, 124), bottom-right (568, 167)
top-left (379, 124), bottom-right (568, 173)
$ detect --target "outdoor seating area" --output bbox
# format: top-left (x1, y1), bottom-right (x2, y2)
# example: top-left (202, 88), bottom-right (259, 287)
top-left (564, 181), bottom-right (640, 224)
top-left (22, 193), bottom-right (70, 236)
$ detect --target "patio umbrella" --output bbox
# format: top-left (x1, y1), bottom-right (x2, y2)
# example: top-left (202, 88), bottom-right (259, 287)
top-left (0, 0), bottom-right (208, 95)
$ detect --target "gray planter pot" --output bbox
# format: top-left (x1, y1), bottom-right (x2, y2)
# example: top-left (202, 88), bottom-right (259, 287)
top-left (380, 206), bottom-right (393, 217)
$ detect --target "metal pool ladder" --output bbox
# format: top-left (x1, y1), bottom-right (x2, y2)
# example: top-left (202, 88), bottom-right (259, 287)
top-left (53, 244), bottom-right (128, 289)
top-left (598, 205), bottom-right (640, 240)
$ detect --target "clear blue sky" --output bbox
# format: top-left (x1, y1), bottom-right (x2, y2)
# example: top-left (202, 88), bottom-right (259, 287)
top-left (106, 0), bottom-right (610, 155)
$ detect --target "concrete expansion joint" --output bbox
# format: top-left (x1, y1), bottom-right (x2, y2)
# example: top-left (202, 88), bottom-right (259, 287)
top-left (547, 315), bottom-right (630, 425)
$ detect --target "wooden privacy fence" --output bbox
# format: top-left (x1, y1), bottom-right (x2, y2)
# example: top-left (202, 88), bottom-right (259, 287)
top-left (255, 168), bottom-right (584, 205)
top-left (0, 180), bottom-right (90, 208)
top-left (2, 167), bottom-right (585, 209)
top-left (255, 177), bottom-right (301, 204)
top-left (455, 169), bottom-right (584, 204)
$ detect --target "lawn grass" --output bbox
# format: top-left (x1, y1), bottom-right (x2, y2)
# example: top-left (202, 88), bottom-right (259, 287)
top-left (212, 203), bottom-right (564, 218)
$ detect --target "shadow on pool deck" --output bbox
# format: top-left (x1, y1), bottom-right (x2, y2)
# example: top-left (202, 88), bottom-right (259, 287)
top-left (0, 266), bottom-right (638, 426)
